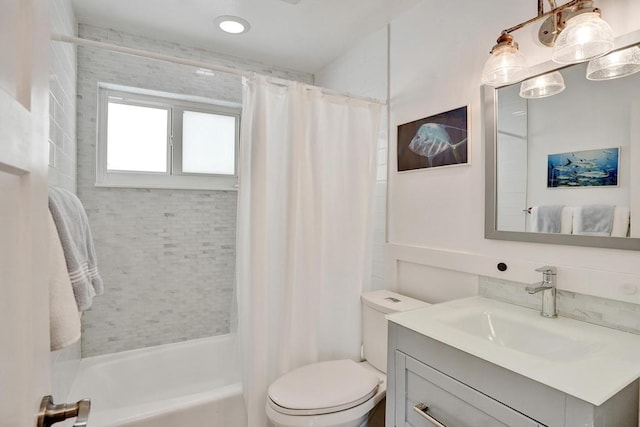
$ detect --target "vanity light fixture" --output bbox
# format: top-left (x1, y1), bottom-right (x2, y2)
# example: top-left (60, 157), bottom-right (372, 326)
top-left (214, 15), bottom-right (251, 35)
top-left (586, 45), bottom-right (640, 81)
top-left (519, 71), bottom-right (566, 99)
top-left (482, 0), bottom-right (614, 87)
top-left (481, 33), bottom-right (530, 86)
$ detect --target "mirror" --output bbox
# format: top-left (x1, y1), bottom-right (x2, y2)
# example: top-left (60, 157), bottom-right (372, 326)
top-left (485, 36), bottom-right (640, 250)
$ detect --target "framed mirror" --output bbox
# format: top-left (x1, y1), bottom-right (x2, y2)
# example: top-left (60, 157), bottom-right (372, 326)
top-left (484, 32), bottom-right (640, 250)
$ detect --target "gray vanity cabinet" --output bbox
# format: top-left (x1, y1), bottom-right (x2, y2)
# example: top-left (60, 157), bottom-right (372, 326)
top-left (386, 322), bottom-right (639, 427)
top-left (399, 353), bottom-right (543, 426)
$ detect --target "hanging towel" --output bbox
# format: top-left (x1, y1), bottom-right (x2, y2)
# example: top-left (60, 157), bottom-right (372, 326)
top-left (531, 205), bottom-right (564, 233)
top-left (610, 206), bottom-right (630, 238)
top-left (48, 211), bottom-right (81, 350)
top-left (560, 207), bottom-right (574, 235)
top-left (573, 204), bottom-right (615, 236)
top-left (48, 187), bottom-right (104, 311)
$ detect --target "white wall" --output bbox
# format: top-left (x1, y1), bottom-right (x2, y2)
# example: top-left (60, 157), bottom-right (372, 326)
top-left (316, 27), bottom-right (390, 290)
top-left (526, 61), bottom-right (636, 209)
top-left (318, 0), bottom-right (640, 306)
top-left (496, 84), bottom-right (528, 232)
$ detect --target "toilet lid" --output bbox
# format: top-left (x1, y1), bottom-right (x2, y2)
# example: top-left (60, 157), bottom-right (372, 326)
top-left (267, 359), bottom-right (380, 416)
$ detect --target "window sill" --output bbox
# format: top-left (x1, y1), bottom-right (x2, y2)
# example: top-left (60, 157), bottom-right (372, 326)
top-left (95, 173), bottom-right (238, 191)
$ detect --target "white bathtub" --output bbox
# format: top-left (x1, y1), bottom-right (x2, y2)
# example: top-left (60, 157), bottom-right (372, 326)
top-left (67, 335), bottom-right (246, 427)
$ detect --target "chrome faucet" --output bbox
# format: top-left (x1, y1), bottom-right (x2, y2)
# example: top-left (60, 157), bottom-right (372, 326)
top-left (525, 266), bottom-right (558, 318)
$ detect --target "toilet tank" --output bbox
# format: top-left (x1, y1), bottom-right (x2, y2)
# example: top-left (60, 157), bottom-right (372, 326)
top-left (361, 290), bottom-right (429, 373)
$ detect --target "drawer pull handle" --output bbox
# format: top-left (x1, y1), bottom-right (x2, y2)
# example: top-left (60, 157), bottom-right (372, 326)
top-left (414, 403), bottom-right (447, 427)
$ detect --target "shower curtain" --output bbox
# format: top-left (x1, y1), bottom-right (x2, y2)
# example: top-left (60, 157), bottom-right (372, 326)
top-left (236, 75), bottom-right (382, 427)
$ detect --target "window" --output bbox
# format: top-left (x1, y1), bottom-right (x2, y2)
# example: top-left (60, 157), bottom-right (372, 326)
top-left (97, 86), bottom-right (240, 190)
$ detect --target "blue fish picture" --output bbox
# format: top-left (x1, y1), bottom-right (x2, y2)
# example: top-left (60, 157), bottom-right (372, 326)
top-left (547, 147), bottom-right (619, 188)
top-left (397, 106), bottom-right (468, 171)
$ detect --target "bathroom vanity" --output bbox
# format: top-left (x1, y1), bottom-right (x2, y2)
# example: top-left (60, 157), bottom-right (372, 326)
top-left (385, 297), bottom-right (640, 427)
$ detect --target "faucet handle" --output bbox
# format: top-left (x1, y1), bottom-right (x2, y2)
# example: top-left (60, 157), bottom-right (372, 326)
top-left (535, 266), bottom-right (556, 275)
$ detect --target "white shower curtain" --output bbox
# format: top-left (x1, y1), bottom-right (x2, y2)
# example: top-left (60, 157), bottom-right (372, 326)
top-left (236, 75), bottom-right (382, 427)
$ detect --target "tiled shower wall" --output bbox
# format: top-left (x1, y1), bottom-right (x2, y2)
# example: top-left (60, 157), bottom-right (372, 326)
top-left (77, 24), bottom-right (314, 356)
top-left (49, 0), bottom-right (77, 192)
top-left (49, 0), bottom-right (80, 401)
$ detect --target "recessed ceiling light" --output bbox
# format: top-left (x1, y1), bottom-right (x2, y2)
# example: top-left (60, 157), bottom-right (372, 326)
top-left (214, 16), bottom-right (251, 35)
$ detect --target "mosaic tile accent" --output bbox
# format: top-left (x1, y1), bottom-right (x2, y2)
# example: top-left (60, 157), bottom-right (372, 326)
top-left (480, 276), bottom-right (640, 335)
top-left (77, 24), bottom-right (313, 357)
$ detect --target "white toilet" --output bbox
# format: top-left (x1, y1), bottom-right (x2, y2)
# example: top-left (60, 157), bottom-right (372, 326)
top-left (266, 290), bottom-right (429, 427)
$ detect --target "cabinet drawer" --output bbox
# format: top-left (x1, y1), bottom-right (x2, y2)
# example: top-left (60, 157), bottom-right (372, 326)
top-left (395, 351), bottom-right (544, 427)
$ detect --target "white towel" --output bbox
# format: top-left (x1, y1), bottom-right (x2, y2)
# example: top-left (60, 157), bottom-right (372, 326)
top-left (560, 207), bottom-right (574, 234)
top-left (48, 211), bottom-right (81, 351)
top-left (611, 206), bottom-right (630, 237)
top-left (530, 205), bottom-right (564, 233)
top-left (573, 205), bottom-right (615, 236)
top-left (49, 187), bottom-right (103, 310)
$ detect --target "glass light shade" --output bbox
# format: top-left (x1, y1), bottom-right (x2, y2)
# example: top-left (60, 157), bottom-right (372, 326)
top-left (552, 12), bottom-right (614, 64)
top-left (482, 44), bottom-right (530, 86)
top-left (519, 71), bottom-right (566, 99)
top-left (586, 46), bottom-right (640, 80)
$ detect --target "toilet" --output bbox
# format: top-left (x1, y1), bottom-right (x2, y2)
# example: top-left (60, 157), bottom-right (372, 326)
top-left (266, 290), bottom-right (430, 427)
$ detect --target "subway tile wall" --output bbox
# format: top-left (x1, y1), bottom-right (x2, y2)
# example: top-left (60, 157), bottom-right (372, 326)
top-left (77, 24), bottom-right (314, 356)
top-left (49, 0), bottom-right (77, 192)
top-left (479, 276), bottom-right (640, 335)
top-left (49, 0), bottom-right (81, 401)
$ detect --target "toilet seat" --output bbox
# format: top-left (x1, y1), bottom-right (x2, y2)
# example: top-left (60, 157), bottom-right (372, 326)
top-left (267, 359), bottom-right (380, 416)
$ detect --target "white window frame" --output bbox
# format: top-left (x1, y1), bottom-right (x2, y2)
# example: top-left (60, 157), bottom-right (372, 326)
top-left (96, 85), bottom-right (240, 191)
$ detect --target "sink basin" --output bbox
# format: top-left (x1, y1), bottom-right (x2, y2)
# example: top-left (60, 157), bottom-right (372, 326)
top-left (387, 296), bottom-right (640, 406)
top-left (448, 310), bottom-right (599, 361)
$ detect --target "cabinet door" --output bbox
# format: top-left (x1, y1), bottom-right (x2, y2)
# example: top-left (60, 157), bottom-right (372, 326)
top-left (394, 351), bottom-right (545, 427)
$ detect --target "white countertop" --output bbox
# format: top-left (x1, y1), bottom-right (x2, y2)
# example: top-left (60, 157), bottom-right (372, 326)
top-left (387, 296), bottom-right (640, 406)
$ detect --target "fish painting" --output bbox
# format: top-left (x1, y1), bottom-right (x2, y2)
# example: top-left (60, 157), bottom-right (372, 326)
top-left (547, 147), bottom-right (619, 188)
top-left (397, 106), bottom-right (468, 171)
top-left (408, 123), bottom-right (467, 166)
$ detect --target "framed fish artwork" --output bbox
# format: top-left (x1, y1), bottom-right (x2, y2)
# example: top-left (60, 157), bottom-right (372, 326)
top-left (397, 106), bottom-right (468, 171)
top-left (547, 147), bottom-right (619, 188)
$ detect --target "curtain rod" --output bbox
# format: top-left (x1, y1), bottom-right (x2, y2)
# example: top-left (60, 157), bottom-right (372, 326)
top-left (51, 34), bottom-right (387, 106)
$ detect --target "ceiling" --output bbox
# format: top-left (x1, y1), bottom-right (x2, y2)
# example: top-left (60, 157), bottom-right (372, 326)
top-left (70, 0), bottom-right (423, 74)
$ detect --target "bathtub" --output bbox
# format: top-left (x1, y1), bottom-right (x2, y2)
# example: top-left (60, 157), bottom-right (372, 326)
top-left (67, 335), bottom-right (246, 427)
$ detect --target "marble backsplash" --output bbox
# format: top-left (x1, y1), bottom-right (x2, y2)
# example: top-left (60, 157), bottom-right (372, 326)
top-left (480, 276), bottom-right (640, 335)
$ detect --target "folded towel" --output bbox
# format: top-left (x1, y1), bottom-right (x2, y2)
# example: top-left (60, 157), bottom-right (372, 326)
top-left (48, 211), bottom-right (81, 351)
top-left (531, 205), bottom-right (564, 233)
top-left (48, 187), bottom-right (103, 311)
top-left (611, 206), bottom-right (630, 237)
top-left (574, 204), bottom-right (615, 236)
